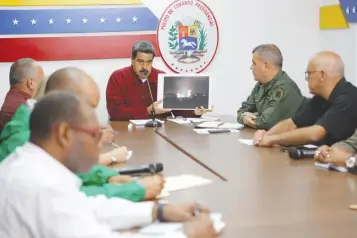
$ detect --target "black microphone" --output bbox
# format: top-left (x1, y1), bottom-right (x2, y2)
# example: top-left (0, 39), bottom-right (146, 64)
top-left (116, 163), bottom-right (164, 175)
top-left (288, 148), bottom-right (317, 159)
top-left (141, 68), bottom-right (162, 128)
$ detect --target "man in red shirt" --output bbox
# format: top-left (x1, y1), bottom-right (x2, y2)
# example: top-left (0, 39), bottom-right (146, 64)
top-left (0, 58), bottom-right (44, 133)
top-left (106, 41), bottom-right (209, 121)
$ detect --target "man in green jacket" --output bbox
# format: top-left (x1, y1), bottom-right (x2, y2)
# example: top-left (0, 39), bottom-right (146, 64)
top-left (0, 67), bottom-right (164, 202)
top-left (237, 44), bottom-right (306, 130)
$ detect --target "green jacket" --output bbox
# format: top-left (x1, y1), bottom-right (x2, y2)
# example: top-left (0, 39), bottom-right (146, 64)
top-left (237, 71), bottom-right (305, 130)
top-left (334, 129), bottom-right (357, 153)
top-left (0, 104), bottom-right (145, 202)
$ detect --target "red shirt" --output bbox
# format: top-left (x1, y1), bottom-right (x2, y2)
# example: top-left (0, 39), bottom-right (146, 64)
top-left (0, 88), bottom-right (31, 133)
top-left (106, 66), bottom-right (198, 121)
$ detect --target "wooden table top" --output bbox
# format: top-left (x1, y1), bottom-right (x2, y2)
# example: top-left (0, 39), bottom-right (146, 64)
top-left (110, 120), bottom-right (357, 238)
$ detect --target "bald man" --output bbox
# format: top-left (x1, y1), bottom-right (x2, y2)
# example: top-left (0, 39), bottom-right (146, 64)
top-left (0, 67), bottom-right (164, 202)
top-left (253, 51), bottom-right (357, 147)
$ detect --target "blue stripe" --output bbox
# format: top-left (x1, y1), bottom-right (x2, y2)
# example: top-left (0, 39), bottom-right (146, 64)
top-left (0, 7), bottom-right (158, 35)
top-left (340, 0), bottom-right (357, 22)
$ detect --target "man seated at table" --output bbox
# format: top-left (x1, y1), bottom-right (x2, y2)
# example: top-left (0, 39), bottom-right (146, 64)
top-left (314, 129), bottom-right (357, 173)
top-left (252, 51), bottom-right (357, 147)
top-left (0, 58), bottom-right (44, 133)
top-left (0, 67), bottom-right (164, 202)
top-left (0, 91), bottom-right (216, 238)
top-left (237, 44), bottom-right (305, 130)
top-left (106, 40), bottom-right (209, 121)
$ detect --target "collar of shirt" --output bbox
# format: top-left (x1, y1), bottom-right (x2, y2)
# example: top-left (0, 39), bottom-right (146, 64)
top-left (9, 88), bottom-right (32, 100)
top-left (328, 77), bottom-right (347, 102)
top-left (14, 142), bottom-right (82, 188)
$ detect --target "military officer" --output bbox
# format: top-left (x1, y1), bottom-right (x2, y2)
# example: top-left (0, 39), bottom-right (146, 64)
top-left (237, 44), bottom-right (305, 130)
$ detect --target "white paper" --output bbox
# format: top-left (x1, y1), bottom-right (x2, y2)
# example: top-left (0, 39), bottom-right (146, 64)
top-left (139, 213), bottom-right (224, 235)
top-left (162, 174), bottom-right (212, 193)
top-left (218, 122), bottom-right (244, 130)
top-left (314, 162), bottom-right (347, 172)
top-left (129, 119), bottom-right (165, 126)
top-left (168, 117), bottom-right (218, 125)
top-left (193, 129), bottom-right (239, 134)
top-left (238, 139), bottom-right (254, 146)
top-left (303, 144), bottom-right (318, 149)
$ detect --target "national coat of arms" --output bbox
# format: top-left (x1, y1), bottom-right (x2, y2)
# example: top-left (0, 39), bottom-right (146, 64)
top-left (157, 0), bottom-right (219, 73)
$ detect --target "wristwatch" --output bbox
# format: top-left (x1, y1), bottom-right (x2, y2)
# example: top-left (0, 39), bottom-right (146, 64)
top-left (345, 155), bottom-right (357, 168)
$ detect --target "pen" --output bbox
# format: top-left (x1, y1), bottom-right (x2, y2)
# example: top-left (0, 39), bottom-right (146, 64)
top-left (111, 131), bottom-right (119, 135)
top-left (170, 112), bottom-right (175, 119)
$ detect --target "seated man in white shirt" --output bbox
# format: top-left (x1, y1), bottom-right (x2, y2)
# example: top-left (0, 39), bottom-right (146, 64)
top-left (0, 91), bottom-right (216, 238)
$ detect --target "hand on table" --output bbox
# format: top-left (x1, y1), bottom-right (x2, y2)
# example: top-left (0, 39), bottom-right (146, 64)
top-left (314, 145), bottom-right (352, 167)
top-left (161, 202), bottom-right (210, 222)
top-left (99, 147), bottom-right (129, 165)
top-left (183, 214), bottom-right (217, 238)
top-left (136, 175), bottom-right (165, 200)
top-left (252, 129), bottom-right (267, 145)
top-left (242, 112), bottom-right (257, 128)
top-left (108, 175), bottom-right (135, 184)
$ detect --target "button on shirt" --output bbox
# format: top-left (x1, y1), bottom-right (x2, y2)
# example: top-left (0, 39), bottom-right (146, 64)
top-left (0, 143), bottom-right (187, 238)
top-left (292, 78), bottom-right (357, 146)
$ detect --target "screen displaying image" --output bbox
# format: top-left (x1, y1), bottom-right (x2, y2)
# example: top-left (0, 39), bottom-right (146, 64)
top-left (157, 74), bottom-right (211, 110)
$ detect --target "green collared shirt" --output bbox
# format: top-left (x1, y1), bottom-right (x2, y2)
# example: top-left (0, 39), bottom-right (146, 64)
top-left (237, 71), bottom-right (305, 129)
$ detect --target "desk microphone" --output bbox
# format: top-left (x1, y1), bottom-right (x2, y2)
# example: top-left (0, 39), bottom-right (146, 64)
top-left (116, 163), bottom-right (164, 175)
top-left (288, 148), bottom-right (317, 159)
top-left (141, 68), bottom-right (162, 128)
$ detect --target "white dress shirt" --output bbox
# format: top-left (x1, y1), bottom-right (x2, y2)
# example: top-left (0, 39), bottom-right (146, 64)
top-left (0, 143), bottom-right (186, 238)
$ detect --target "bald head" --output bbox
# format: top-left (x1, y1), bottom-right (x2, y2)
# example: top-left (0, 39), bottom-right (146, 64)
top-left (309, 51), bottom-right (344, 78)
top-left (45, 67), bottom-right (100, 108)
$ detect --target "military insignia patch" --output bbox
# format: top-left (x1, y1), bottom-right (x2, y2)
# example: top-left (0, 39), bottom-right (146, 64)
top-left (273, 88), bottom-right (284, 100)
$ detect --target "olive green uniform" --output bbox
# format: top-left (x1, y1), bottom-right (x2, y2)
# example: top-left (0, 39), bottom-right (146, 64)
top-left (237, 71), bottom-right (305, 130)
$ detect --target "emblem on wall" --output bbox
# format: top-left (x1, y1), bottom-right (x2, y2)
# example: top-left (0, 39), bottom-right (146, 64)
top-left (157, 0), bottom-right (219, 73)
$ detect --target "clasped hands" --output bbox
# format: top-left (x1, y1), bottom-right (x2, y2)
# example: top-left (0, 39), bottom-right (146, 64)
top-left (314, 145), bottom-right (352, 167)
top-left (147, 99), bottom-right (212, 116)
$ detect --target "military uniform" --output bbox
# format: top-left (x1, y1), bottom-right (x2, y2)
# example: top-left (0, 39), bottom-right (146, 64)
top-left (237, 71), bottom-right (305, 130)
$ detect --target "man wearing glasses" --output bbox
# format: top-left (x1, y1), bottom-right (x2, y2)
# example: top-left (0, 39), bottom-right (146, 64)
top-left (252, 51), bottom-right (357, 147)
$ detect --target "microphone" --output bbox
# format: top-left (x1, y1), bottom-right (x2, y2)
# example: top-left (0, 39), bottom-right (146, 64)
top-left (141, 68), bottom-right (162, 128)
top-left (116, 163), bottom-right (164, 175)
top-left (288, 148), bottom-right (317, 159)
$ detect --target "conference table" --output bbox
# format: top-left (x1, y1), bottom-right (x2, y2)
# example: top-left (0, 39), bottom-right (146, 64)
top-left (111, 118), bottom-right (357, 238)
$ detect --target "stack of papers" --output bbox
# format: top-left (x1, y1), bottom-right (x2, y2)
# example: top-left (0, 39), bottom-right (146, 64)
top-left (195, 121), bottom-right (244, 129)
top-left (168, 117), bottom-right (218, 125)
top-left (139, 213), bottom-right (225, 235)
top-left (156, 174), bottom-right (213, 199)
top-left (129, 119), bottom-right (165, 126)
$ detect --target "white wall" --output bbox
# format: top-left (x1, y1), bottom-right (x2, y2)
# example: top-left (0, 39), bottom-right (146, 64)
top-left (0, 0), bottom-right (323, 123)
top-left (319, 0), bottom-right (356, 83)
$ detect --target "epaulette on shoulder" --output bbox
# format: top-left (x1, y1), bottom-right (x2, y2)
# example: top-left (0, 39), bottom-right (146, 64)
top-left (24, 99), bottom-right (38, 112)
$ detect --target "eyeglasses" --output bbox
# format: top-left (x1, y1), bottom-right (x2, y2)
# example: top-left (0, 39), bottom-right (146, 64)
top-left (70, 125), bottom-right (103, 141)
top-left (305, 70), bottom-right (319, 81)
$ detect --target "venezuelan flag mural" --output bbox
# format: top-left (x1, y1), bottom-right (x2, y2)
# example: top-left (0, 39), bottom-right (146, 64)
top-left (320, 0), bottom-right (357, 29)
top-left (0, 0), bottom-right (159, 62)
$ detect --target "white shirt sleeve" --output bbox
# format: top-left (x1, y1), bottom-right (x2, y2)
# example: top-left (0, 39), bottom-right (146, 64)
top-left (36, 188), bottom-right (153, 237)
top-left (85, 194), bottom-right (154, 230)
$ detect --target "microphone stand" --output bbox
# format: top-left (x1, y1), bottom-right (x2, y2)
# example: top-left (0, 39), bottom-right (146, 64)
top-left (142, 69), bottom-right (162, 128)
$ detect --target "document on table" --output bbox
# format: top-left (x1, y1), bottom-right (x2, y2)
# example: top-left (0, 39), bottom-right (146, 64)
top-left (139, 213), bottom-right (225, 235)
top-left (238, 139), bottom-right (254, 146)
top-left (126, 151), bottom-right (133, 160)
top-left (129, 119), bottom-right (165, 126)
top-left (195, 121), bottom-right (244, 129)
top-left (314, 162), bottom-right (347, 172)
top-left (193, 128), bottom-right (239, 134)
top-left (168, 117), bottom-right (219, 124)
top-left (161, 174), bottom-right (213, 193)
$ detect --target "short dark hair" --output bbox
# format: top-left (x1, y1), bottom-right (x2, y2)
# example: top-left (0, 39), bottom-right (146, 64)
top-left (9, 58), bottom-right (37, 86)
top-left (132, 40), bottom-right (155, 59)
top-left (252, 44), bottom-right (283, 68)
top-left (29, 91), bottom-right (85, 142)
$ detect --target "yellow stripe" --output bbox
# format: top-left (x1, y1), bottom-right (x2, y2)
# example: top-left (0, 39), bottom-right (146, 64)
top-left (0, 0), bottom-right (142, 6)
top-left (320, 5), bottom-right (349, 29)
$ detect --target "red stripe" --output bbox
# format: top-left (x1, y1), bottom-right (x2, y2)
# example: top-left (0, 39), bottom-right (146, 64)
top-left (0, 34), bottom-right (160, 62)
